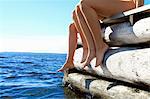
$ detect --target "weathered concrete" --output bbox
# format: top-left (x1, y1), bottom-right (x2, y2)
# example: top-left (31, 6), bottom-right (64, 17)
top-left (64, 6), bottom-right (150, 98)
top-left (73, 47), bottom-right (150, 87)
top-left (64, 73), bottom-right (150, 99)
top-left (133, 17), bottom-right (150, 39)
top-left (102, 18), bottom-right (150, 45)
top-left (78, 17), bottom-right (150, 46)
top-left (102, 17), bottom-right (150, 46)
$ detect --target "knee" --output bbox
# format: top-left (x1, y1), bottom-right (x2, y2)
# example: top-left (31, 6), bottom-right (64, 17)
top-left (79, 0), bottom-right (90, 12)
top-left (75, 5), bottom-right (80, 14)
top-left (69, 23), bottom-right (77, 33)
top-left (69, 23), bottom-right (75, 29)
top-left (69, 23), bottom-right (77, 36)
top-left (72, 10), bottom-right (76, 20)
top-left (80, 0), bottom-right (88, 4)
top-left (72, 5), bottom-right (81, 18)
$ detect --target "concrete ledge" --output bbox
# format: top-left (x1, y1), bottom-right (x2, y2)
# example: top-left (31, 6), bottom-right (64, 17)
top-left (102, 17), bottom-right (150, 45)
top-left (73, 47), bottom-right (150, 87)
top-left (64, 73), bottom-right (150, 99)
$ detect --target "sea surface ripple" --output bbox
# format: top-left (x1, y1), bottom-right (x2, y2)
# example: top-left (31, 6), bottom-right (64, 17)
top-left (0, 52), bottom-right (76, 99)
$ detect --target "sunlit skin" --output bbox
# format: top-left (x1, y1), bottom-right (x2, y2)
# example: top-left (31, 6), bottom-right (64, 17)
top-left (58, 0), bottom-right (144, 72)
top-left (57, 23), bottom-right (89, 72)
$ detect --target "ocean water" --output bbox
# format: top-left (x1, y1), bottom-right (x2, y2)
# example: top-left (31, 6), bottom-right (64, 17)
top-left (0, 52), bottom-right (82, 99)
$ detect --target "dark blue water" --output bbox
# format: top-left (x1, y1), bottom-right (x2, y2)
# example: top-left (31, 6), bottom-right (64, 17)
top-left (0, 52), bottom-right (81, 99)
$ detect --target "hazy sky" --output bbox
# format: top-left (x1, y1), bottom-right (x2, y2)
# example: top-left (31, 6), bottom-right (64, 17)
top-left (0, 0), bottom-right (149, 53)
top-left (0, 0), bottom-right (79, 53)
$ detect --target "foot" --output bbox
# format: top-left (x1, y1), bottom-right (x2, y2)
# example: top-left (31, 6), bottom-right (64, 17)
top-left (80, 48), bottom-right (88, 63)
top-left (57, 61), bottom-right (74, 72)
top-left (95, 43), bottom-right (109, 67)
top-left (82, 49), bottom-right (95, 68)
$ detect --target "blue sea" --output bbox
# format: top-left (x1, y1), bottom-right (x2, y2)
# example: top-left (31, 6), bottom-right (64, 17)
top-left (0, 52), bottom-right (82, 99)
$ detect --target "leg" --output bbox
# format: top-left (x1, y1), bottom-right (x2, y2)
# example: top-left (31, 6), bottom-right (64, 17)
top-left (75, 6), bottom-right (96, 67)
top-left (79, 0), bottom-right (135, 67)
top-left (79, 1), bottom-right (108, 67)
top-left (57, 23), bottom-right (77, 72)
top-left (72, 11), bottom-right (88, 63)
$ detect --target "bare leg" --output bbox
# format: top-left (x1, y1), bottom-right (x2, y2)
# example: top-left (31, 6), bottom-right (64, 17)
top-left (79, 0), bottom-right (135, 67)
top-left (72, 11), bottom-right (88, 63)
top-left (79, 1), bottom-right (108, 67)
top-left (57, 23), bottom-right (77, 72)
top-left (58, 9), bottom-right (93, 71)
top-left (75, 6), bottom-right (96, 67)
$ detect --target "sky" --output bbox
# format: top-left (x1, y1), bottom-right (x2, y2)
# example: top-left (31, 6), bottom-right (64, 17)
top-left (0, 0), bottom-right (79, 53)
top-left (0, 0), bottom-right (149, 53)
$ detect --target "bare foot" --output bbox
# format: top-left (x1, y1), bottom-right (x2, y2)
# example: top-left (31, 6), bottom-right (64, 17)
top-left (82, 49), bottom-right (95, 68)
top-left (95, 43), bottom-right (109, 67)
top-left (80, 48), bottom-right (88, 63)
top-left (57, 61), bottom-right (74, 72)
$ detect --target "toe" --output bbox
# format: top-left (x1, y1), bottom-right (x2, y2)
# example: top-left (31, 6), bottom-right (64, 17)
top-left (57, 68), bottom-right (65, 72)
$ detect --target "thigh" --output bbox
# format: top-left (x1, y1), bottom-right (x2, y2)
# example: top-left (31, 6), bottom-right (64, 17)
top-left (82, 0), bottom-right (136, 18)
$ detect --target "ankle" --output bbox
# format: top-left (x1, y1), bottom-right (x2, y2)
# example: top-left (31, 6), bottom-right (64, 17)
top-left (97, 43), bottom-right (108, 51)
top-left (65, 58), bottom-right (73, 63)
